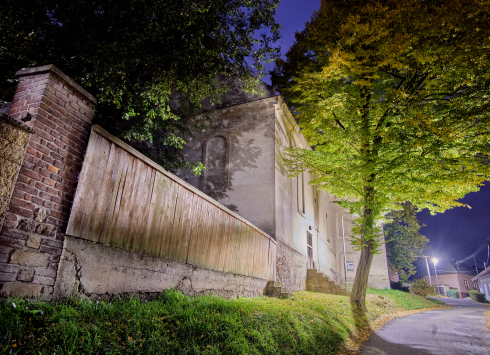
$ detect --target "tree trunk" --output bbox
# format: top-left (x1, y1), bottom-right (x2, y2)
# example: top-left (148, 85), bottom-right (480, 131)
top-left (350, 182), bottom-right (377, 313)
top-left (350, 238), bottom-right (375, 312)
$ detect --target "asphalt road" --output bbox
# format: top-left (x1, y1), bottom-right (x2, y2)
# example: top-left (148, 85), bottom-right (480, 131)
top-left (361, 297), bottom-right (490, 355)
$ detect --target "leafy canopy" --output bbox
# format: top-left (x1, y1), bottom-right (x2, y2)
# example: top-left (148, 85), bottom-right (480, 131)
top-left (384, 203), bottom-right (429, 282)
top-left (1, 0), bottom-right (280, 171)
top-left (273, 0), bottom-right (490, 309)
top-left (273, 0), bottom-right (490, 249)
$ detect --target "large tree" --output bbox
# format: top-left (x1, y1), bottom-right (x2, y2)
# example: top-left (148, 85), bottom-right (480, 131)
top-left (1, 0), bottom-right (280, 172)
top-left (384, 203), bottom-right (428, 282)
top-left (272, 0), bottom-right (490, 310)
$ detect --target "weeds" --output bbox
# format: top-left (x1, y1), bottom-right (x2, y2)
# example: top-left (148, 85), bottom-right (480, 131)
top-left (0, 288), bottom-right (443, 354)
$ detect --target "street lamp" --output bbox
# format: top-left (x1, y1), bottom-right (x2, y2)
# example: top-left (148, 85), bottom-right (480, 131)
top-left (432, 258), bottom-right (440, 294)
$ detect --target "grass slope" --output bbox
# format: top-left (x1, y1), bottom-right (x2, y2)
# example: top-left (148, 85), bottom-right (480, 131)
top-left (0, 288), bottom-right (444, 355)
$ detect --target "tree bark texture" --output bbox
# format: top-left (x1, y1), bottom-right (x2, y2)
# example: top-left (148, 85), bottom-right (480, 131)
top-left (350, 238), bottom-right (375, 312)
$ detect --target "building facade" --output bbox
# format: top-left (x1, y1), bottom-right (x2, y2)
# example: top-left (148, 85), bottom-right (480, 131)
top-left (421, 260), bottom-right (477, 298)
top-left (472, 266), bottom-right (490, 301)
top-left (176, 82), bottom-right (391, 292)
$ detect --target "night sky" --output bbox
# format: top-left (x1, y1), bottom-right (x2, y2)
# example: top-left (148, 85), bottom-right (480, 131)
top-left (266, 0), bottom-right (490, 272)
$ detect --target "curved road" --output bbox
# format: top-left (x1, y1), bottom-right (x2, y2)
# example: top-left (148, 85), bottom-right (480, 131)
top-left (362, 297), bottom-right (490, 355)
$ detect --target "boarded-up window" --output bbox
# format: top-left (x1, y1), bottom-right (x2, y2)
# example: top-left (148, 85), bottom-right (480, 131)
top-left (202, 135), bottom-right (229, 195)
top-left (297, 173), bottom-right (305, 214)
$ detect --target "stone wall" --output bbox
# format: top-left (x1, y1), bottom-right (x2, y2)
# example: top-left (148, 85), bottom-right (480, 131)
top-left (0, 65), bottom-right (96, 299)
top-left (0, 114), bottom-right (34, 232)
top-left (275, 239), bottom-right (307, 292)
top-left (53, 236), bottom-right (268, 300)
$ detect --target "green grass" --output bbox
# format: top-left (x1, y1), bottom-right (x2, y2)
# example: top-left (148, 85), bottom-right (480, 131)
top-left (0, 288), bottom-right (444, 355)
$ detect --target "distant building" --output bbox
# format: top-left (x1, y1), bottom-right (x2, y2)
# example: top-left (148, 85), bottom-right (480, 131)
top-left (420, 260), bottom-right (477, 298)
top-left (176, 80), bottom-right (391, 292)
top-left (472, 266), bottom-right (490, 301)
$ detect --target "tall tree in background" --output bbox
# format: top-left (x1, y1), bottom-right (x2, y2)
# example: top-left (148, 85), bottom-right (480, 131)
top-left (385, 203), bottom-right (428, 282)
top-left (272, 0), bottom-right (490, 310)
top-left (0, 0), bottom-right (280, 172)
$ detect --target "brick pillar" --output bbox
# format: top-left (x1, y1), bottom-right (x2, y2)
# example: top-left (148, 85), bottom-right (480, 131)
top-left (0, 65), bottom-right (96, 299)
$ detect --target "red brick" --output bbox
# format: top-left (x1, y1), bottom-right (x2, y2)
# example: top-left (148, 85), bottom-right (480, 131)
top-left (46, 187), bottom-right (58, 196)
top-left (51, 195), bottom-right (62, 204)
top-left (39, 245), bottom-right (62, 256)
top-left (0, 235), bottom-right (23, 249)
top-left (53, 160), bottom-right (65, 170)
top-left (4, 213), bottom-right (18, 222)
top-left (15, 182), bottom-right (38, 196)
top-left (31, 196), bottom-right (43, 205)
top-left (39, 192), bottom-right (53, 200)
top-left (11, 190), bottom-right (26, 200)
top-left (47, 165), bottom-right (59, 174)
top-left (19, 167), bottom-right (42, 182)
top-left (26, 146), bottom-right (36, 155)
top-left (42, 239), bottom-right (63, 249)
top-left (36, 129), bottom-right (54, 142)
top-left (50, 129), bottom-right (62, 140)
top-left (43, 178), bottom-right (56, 187)
top-left (51, 174), bottom-right (62, 182)
top-left (46, 216), bottom-right (62, 226)
top-left (36, 115), bottom-right (57, 130)
top-left (0, 230), bottom-right (28, 242)
top-left (46, 142), bottom-right (58, 152)
top-left (53, 139), bottom-right (66, 150)
top-left (2, 221), bottom-right (17, 230)
top-left (35, 182), bottom-right (47, 191)
top-left (41, 155), bottom-right (55, 165)
top-left (9, 197), bottom-right (34, 210)
top-left (8, 205), bottom-right (33, 218)
top-left (42, 200), bottom-right (55, 209)
top-left (30, 141), bottom-right (50, 156)
top-left (39, 170), bottom-right (51, 178)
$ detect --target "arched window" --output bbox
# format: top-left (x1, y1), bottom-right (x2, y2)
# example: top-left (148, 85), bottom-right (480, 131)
top-left (200, 134), bottom-right (230, 196)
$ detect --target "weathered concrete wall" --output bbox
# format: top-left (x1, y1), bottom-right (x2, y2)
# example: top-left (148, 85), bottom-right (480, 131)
top-left (0, 65), bottom-right (96, 299)
top-left (177, 96), bottom-right (277, 237)
top-left (53, 236), bottom-right (269, 300)
top-left (275, 239), bottom-right (307, 292)
top-left (0, 114), bottom-right (34, 231)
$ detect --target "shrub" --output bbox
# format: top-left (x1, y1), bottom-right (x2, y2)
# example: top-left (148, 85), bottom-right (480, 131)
top-left (410, 279), bottom-right (437, 297)
top-left (469, 290), bottom-right (486, 303)
top-left (446, 289), bottom-right (460, 299)
top-left (390, 281), bottom-right (410, 292)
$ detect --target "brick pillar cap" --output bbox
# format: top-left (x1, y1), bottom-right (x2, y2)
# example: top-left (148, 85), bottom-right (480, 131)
top-left (15, 64), bottom-right (97, 105)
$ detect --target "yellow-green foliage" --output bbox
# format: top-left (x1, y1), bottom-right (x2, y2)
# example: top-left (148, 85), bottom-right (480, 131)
top-left (0, 289), bottom-right (443, 355)
top-left (410, 279), bottom-right (437, 297)
top-left (272, 0), bottom-right (490, 308)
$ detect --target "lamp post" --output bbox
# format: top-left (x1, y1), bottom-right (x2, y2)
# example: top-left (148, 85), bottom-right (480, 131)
top-left (432, 258), bottom-right (440, 294)
top-left (423, 256), bottom-right (432, 286)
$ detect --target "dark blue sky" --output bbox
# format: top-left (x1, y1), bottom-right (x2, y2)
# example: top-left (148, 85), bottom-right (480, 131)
top-left (262, 0), bottom-right (321, 85)
top-left (267, 0), bottom-right (490, 272)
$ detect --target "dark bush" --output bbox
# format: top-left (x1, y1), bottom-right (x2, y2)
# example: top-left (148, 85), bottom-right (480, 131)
top-left (469, 290), bottom-right (486, 303)
top-left (446, 289), bottom-right (460, 299)
top-left (391, 281), bottom-right (410, 292)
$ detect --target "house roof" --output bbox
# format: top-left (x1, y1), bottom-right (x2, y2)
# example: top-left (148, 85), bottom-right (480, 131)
top-left (472, 266), bottom-right (490, 281)
top-left (415, 259), bottom-right (477, 277)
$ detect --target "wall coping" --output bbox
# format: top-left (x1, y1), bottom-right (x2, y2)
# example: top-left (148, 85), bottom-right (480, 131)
top-left (0, 112), bottom-right (35, 134)
top-left (15, 64), bottom-right (97, 105)
top-left (92, 124), bottom-right (277, 245)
